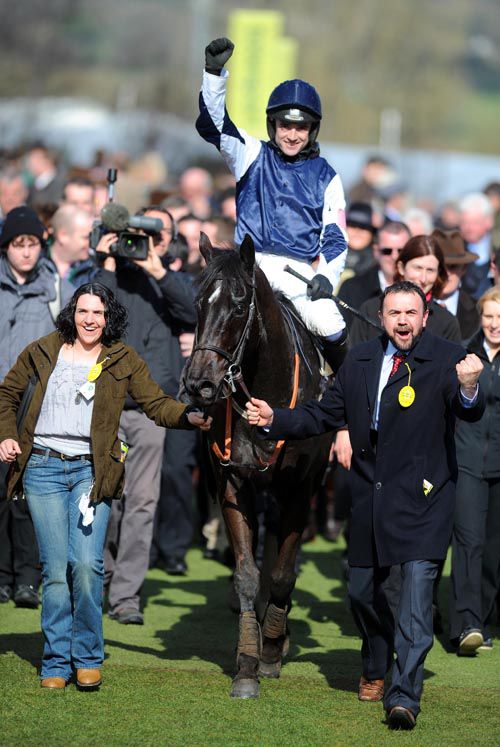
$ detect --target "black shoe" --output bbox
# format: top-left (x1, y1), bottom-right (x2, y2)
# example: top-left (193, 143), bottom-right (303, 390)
top-left (164, 557), bottom-right (187, 575)
top-left (388, 706), bottom-right (416, 730)
top-left (458, 627), bottom-right (483, 656)
top-left (108, 607), bottom-right (144, 625)
top-left (13, 585), bottom-right (39, 609)
top-left (0, 585), bottom-right (12, 603)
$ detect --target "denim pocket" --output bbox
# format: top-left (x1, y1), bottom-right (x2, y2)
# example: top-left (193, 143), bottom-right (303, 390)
top-left (25, 452), bottom-right (48, 469)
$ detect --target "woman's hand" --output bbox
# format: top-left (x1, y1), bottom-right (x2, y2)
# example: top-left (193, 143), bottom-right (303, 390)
top-left (0, 439), bottom-right (21, 463)
top-left (187, 411), bottom-right (212, 431)
top-left (245, 397), bottom-right (274, 427)
top-left (333, 428), bottom-right (352, 470)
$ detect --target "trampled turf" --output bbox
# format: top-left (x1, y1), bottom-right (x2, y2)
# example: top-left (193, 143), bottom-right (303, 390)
top-left (1, 539), bottom-right (498, 746)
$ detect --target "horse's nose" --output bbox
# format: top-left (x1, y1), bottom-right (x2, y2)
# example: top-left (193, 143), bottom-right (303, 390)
top-left (186, 377), bottom-right (217, 404)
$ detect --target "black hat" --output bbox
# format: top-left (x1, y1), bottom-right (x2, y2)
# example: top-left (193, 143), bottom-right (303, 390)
top-left (346, 202), bottom-right (375, 232)
top-left (0, 206), bottom-right (45, 248)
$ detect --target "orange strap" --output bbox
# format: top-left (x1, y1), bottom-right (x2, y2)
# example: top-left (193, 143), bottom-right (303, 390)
top-left (211, 353), bottom-right (300, 468)
top-left (211, 397), bottom-right (233, 463)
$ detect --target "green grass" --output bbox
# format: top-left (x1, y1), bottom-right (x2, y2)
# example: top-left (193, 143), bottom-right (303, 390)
top-left (1, 539), bottom-right (499, 746)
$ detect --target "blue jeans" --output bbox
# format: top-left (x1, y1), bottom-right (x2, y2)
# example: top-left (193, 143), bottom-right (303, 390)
top-left (23, 451), bottom-right (111, 680)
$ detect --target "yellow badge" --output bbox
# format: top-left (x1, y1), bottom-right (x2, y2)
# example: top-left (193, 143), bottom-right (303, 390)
top-left (398, 362), bottom-right (415, 408)
top-left (398, 385), bottom-right (415, 408)
top-left (87, 363), bottom-right (103, 382)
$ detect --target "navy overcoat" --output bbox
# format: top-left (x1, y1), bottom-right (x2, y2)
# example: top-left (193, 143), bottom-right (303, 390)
top-left (268, 331), bottom-right (485, 566)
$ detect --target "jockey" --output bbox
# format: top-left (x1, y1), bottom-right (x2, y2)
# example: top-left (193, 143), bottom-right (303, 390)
top-left (196, 37), bottom-right (349, 372)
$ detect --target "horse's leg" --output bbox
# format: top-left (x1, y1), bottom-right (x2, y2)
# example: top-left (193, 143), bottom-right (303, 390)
top-left (259, 489), bottom-right (308, 678)
top-left (221, 484), bottom-right (262, 699)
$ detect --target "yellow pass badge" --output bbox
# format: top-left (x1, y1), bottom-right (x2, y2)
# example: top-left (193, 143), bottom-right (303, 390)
top-left (398, 385), bottom-right (415, 408)
top-left (87, 362), bottom-right (103, 382)
top-left (398, 362), bottom-right (415, 407)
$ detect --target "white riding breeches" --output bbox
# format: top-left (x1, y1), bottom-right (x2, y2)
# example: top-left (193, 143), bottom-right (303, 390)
top-left (255, 253), bottom-right (346, 338)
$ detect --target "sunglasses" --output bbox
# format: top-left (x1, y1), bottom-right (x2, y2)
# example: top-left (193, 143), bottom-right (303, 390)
top-left (379, 247), bottom-right (403, 256)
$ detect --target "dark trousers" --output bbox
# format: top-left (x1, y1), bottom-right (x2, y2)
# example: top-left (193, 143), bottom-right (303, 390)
top-left (0, 497), bottom-right (41, 589)
top-left (0, 460), bottom-right (40, 589)
top-left (349, 559), bottom-right (438, 716)
top-left (151, 428), bottom-right (197, 564)
top-left (449, 472), bottom-right (500, 641)
top-left (105, 410), bottom-right (165, 612)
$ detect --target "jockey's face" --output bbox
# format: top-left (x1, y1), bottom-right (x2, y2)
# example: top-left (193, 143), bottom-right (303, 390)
top-left (274, 121), bottom-right (311, 157)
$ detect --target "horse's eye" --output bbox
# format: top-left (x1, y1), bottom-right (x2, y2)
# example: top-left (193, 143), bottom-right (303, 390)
top-left (234, 303), bottom-right (246, 316)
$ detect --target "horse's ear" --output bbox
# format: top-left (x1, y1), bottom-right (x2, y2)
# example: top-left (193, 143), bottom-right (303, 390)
top-left (199, 232), bottom-right (215, 263)
top-left (239, 234), bottom-right (255, 274)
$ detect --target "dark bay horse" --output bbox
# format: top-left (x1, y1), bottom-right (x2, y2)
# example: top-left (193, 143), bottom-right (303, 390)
top-left (183, 234), bottom-right (332, 698)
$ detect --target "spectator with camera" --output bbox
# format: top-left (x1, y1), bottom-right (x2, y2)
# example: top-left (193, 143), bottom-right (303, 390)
top-left (135, 206), bottom-right (199, 576)
top-left (94, 210), bottom-right (197, 623)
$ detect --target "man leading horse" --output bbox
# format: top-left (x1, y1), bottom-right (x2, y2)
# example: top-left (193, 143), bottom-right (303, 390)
top-left (196, 37), bottom-right (349, 372)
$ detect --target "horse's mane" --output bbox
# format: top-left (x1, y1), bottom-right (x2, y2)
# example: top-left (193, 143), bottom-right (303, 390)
top-left (196, 249), bottom-right (307, 330)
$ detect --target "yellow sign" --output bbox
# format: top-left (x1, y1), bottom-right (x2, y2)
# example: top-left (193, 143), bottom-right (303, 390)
top-left (227, 10), bottom-right (297, 139)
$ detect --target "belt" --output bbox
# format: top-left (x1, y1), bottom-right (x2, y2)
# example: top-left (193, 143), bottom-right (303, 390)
top-left (31, 446), bottom-right (93, 462)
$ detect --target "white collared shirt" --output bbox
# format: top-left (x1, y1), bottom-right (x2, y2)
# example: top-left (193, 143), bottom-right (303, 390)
top-left (440, 288), bottom-right (460, 317)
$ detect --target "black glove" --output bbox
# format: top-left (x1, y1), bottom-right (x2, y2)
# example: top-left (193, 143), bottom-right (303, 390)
top-left (205, 37), bottom-right (234, 75)
top-left (307, 274), bottom-right (333, 301)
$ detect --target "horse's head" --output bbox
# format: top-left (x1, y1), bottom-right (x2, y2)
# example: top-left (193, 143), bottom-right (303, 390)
top-left (183, 232), bottom-right (258, 408)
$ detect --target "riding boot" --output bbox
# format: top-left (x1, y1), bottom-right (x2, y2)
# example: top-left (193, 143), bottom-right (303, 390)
top-left (321, 329), bottom-right (349, 375)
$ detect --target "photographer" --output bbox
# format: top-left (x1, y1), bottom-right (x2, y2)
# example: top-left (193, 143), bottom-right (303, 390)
top-left (133, 208), bottom-right (199, 576)
top-left (94, 222), bottom-right (196, 624)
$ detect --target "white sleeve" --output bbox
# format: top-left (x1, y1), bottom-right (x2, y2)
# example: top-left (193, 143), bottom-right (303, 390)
top-left (197, 70), bottom-right (262, 182)
top-left (317, 173), bottom-right (348, 286)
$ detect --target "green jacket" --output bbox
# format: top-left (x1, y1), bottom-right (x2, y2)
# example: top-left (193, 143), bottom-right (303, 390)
top-left (0, 331), bottom-right (188, 502)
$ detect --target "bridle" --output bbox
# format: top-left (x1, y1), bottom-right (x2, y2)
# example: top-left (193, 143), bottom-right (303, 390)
top-left (189, 270), bottom-right (300, 471)
top-left (191, 272), bottom-right (259, 402)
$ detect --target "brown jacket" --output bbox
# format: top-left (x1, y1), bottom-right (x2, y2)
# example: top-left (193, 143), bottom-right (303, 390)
top-left (0, 331), bottom-right (188, 502)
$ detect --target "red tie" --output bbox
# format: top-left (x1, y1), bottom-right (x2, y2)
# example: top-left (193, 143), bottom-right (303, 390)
top-left (389, 352), bottom-right (406, 378)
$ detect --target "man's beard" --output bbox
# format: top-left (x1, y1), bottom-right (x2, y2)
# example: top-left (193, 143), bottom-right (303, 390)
top-left (387, 328), bottom-right (424, 352)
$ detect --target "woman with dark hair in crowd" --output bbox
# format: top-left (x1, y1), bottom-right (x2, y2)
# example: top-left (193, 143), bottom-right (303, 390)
top-left (0, 283), bottom-right (210, 691)
top-left (394, 235), bottom-right (461, 341)
top-left (351, 234), bottom-right (461, 344)
top-left (450, 286), bottom-right (500, 655)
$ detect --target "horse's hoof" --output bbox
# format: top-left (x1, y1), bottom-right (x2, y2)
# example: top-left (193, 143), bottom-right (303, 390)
top-left (230, 678), bottom-right (259, 699)
top-left (258, 660), bottom-right (282, 679)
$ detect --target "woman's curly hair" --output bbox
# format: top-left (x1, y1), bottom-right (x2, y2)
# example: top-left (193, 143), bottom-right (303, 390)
top-left (56, 283), bottom-right (128, 345)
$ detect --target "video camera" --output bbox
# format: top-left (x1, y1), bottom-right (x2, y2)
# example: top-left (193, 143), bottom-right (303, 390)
top-left (89, 169), bottom-right (163, 260)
